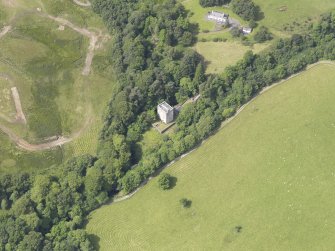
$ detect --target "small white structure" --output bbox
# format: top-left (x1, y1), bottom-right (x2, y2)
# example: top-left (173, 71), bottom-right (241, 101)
top-left (157, 101), bottom-right (174, 124)
top-left (242, 27), bottom-right (253, 35)
top-left (207, 11), bottom-right (229, 24)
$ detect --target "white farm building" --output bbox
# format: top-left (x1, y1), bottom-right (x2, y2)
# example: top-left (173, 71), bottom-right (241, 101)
top-left (207, 11), bottom-right (229, 24)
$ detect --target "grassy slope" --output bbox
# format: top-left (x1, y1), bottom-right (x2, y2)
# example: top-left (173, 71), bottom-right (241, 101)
top-left (87, 63), bottom-right (335, 250)
top-left (0, 0), bottom-right (115, 174)
top-left (254, 0), bottom-right (335, 31)
top-left (195, 41), bottom-right (269, 73)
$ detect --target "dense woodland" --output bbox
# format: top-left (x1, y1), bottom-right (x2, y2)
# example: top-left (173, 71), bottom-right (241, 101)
top-left (1, 0), bottom-right (335, 249)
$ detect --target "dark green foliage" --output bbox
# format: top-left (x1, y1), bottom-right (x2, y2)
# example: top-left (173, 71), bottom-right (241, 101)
top-left (231, 0), bottom-right (260, 21)
top-left (199, 0), bottom-right (230, 7)
top-left (254, 26), bottom-right (273, 43)
top-left (17, 231), bottom-right (44, 251)
top-left (230, 27), bottom-right (242, 37)
top-left (158, 173), bottom-right (173, 190)
top-left (179, 198), bottom-right (192, 208)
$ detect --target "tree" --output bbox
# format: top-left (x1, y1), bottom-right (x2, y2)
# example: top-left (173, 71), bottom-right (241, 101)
top-left (1, 199), bottom-right (8, 210)
top-left (17, 231), bottom-right (44, 251)
top-left (254, 26), bottom-right (273, 43)
top-left (199, 0), bottom-right (230, 7)
top-left (158, 173), bottom-right (173, 190)
top-left (231, 0), bottom-right (260, 21)
top-left (230, 27), bottom-right (242, 37)
top-left (179, 198), bottom-right (192, 208)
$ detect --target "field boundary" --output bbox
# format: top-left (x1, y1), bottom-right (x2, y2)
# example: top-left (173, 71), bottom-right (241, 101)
top-left (110, 60), bottom-right (335, 203)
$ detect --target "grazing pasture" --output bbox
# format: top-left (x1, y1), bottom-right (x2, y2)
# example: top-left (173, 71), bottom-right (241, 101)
top-left (254, 0), bottom-right (335, 32)
top-left (87, 63), bottom-right (335, 250)
top-left (195, 41), bottom-right (269, 73)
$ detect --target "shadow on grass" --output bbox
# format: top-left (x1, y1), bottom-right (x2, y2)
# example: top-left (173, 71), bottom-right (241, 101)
top-left (169, 176), bottom-right (178, 189)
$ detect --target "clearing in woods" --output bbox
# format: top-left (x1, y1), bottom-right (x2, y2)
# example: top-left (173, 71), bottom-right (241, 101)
top-left (87, 62), bottom-right (335, 250)
top-left (182, 0), bottom-right (335, 73)
top-left (0, 0), bottom-right (116, 173)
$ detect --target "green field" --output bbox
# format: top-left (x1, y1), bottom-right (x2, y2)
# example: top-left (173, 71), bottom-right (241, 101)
top-left (254, 0), bottom-right (335, 33)
top-left (0, 0), bottom-right (115, 174)
top-left (86, 62), bottom-right (335, 250)
top-left (195, 41), bottom-right (269, 73)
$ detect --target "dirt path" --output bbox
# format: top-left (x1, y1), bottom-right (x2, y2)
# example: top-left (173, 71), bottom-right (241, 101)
top-left (10, 87), bottom-right (26, 124)
top-left (73, 0), bottom-right (91, 7)
top-left (0, 26), bottom-right (11, 39)
top-left (110, 60), bottom-right (335, 204)
top-left (44, 14), bottom-right (108, 76)
top-left (0, 107), bottom-right (93, 151)
top-left (0, 12), bottom-right (108, 150)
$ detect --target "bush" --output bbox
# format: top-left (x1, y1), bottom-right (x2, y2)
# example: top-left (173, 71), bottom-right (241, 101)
top-left (179, 198), bottom-right (192, 208)
top-left (254, 26), bottom-right (273, 43)
top-left (230, 27), bottom-right (242, 37)
top-left (158, 173), bottom-right (173, 190)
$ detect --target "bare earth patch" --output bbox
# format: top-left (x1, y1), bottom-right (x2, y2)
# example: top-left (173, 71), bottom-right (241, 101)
top-left (10, 87), bottom-right (26, 124)
top-left (0, 26), bottom-right (12, 39)
top-left (73, 0), bottom-right (91, 7)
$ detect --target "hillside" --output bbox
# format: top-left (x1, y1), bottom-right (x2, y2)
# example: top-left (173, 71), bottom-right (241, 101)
top-left (87, 62), bottom-right (335, 250)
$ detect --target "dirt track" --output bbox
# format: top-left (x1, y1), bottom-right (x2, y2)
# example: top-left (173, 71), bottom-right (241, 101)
top-left (0, 108), bottom-right (92, 151)
top-left (44, 14), bottom-right (108, 76)
top-left (73, 0), bottom-right (91, 7)
top-left (10, 87), bottom-right (27, 124)
top-left (0, 10), bottom-right (107, 151)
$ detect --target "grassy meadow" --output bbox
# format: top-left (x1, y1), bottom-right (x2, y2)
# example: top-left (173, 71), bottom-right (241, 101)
top-left (0, 0), bottom-right (115, 174)
top-left (195, 41), bottom-right (269, 73)
top-left (87, 63), bottom-right (335, 250)
top-left (254, 0), bottom-right (335, 32)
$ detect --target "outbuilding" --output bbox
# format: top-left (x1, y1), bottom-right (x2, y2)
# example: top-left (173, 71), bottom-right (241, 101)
top-left (242, 27), bottom-right (253, 35)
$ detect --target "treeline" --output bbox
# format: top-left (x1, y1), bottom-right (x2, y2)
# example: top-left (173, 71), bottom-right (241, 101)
top-left (1, 4), bottom-right (335, 251)
top-left (199, 0), bottom-right (229, 7)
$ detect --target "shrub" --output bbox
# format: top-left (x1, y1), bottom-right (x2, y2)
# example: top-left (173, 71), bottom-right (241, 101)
top-left (254, 26), bottom-right (273, 43)
top-left (158, 173), bottom-right (173, 190)
top-left (179, 198), bottom-right (192, 208)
